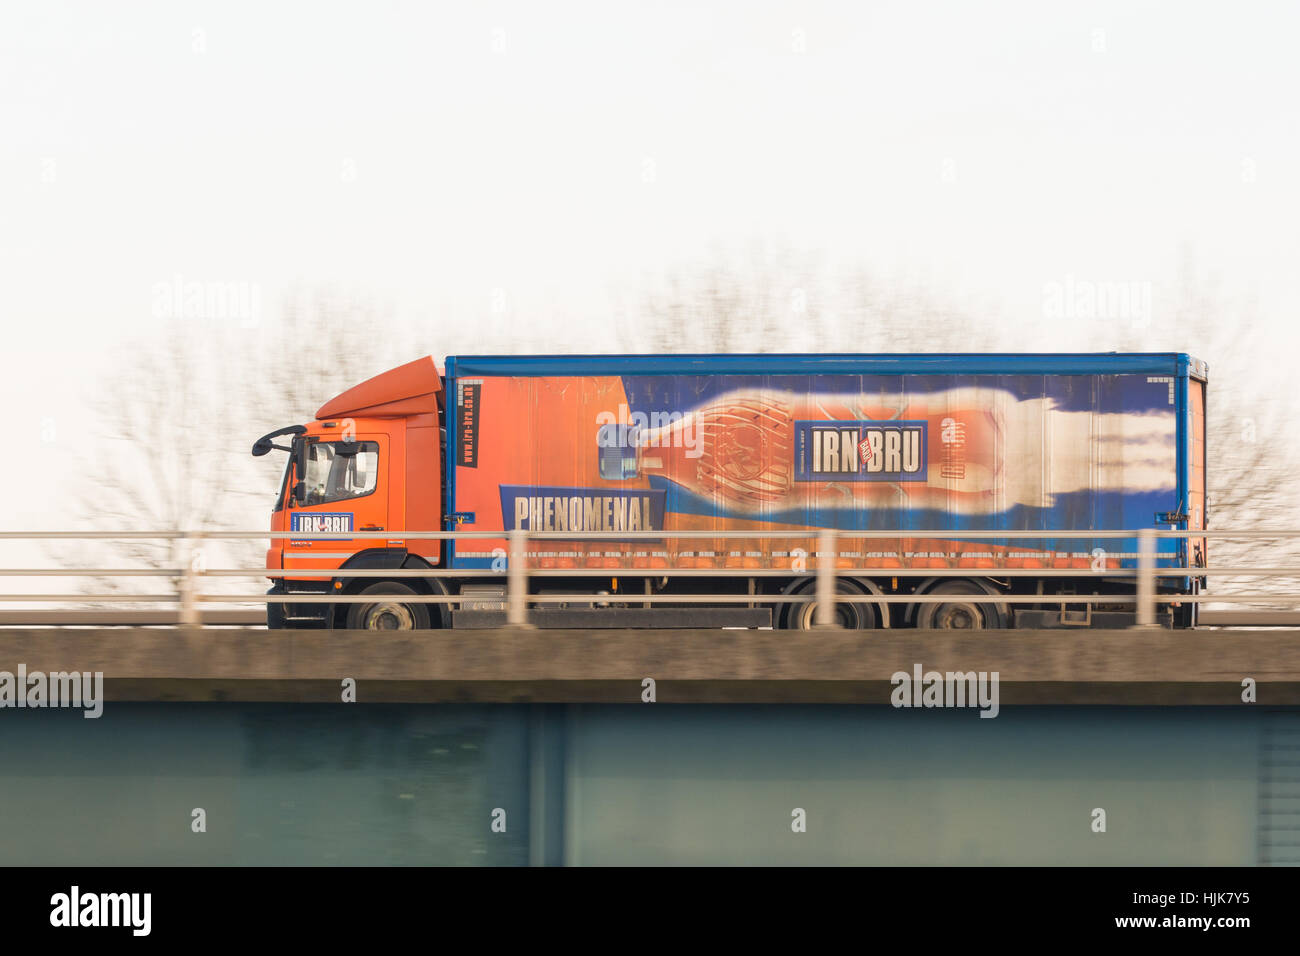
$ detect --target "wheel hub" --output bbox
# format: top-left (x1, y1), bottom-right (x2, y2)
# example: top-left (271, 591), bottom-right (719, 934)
top-left (935, 602), bottom-right (982, 629)
top-left (797, 596), bottom-right (870, 629)
top-left (364, 602), bottom-right (414, 630)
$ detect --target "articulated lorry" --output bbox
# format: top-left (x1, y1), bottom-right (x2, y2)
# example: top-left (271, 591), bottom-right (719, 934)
top-left (253, 352), bottom-right (1208, 630)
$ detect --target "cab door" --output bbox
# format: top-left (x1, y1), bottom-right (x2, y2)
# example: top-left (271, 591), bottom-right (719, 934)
top-left (283, 434), bottom-right (391, 573)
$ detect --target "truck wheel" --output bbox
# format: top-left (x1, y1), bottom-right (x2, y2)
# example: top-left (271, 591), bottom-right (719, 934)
top-left (784, 579), bottom-right (878, 629)
top-left (345, 582), bottom-right (432, 630)
top-left (915, 580), bottom-right (1005, 629)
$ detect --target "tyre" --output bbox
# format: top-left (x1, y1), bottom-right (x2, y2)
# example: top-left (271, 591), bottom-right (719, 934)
top-left (783, 578), bottom-right (878, 630)
top-left (914, 580), bottom-right (1005, 629)
top-left (344, 582), bottom-right (432, 630)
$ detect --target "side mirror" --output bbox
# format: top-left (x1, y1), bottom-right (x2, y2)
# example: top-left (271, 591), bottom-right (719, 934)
top-left (251, 424), bottom-right (307, 457)
top-left (292, 481), bottom-right (306, 504)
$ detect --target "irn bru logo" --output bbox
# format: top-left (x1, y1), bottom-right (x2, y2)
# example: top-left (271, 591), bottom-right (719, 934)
top-left (291, 513), bottom-right (353, 534)
top-left (290, 512), bottom-right (353, 546)
top-left (794, 420), bottom-right (927, 482)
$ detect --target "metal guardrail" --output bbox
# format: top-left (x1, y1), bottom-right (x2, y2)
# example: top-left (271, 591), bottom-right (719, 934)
top-left (0, 526), bottom-right (1284, 628)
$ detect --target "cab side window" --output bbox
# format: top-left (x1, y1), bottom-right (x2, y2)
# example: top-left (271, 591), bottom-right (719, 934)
top-left (302, 441), bottom-right (379, 506)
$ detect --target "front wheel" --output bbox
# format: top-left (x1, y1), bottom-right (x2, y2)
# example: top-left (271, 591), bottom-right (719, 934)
top-left (345, 582), bottom-right (432, 630)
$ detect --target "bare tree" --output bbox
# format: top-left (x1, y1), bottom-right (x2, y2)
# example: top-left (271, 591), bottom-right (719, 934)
top-left (620, 246), bottom-right (1010, 354)
top-left (71, 321), bottom-right (247, 585)
top-left (71, 286), bottom-right (421, 592)
top-left (617, 244), bottom-right (817, 353)
top-left (245, 283), bottom-right (415, 428)
top-left (1164, 249), bottom-right (1295, 602)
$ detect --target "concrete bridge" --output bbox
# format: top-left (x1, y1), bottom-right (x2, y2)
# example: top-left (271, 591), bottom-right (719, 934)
top-left (1, 625), bottom-right (1297, 866)
top-left (0, 626), bottom-right (1296, 704)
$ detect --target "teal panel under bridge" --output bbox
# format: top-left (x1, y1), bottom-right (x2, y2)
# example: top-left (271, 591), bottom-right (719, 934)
top-left (0, 705), bottom-right (1295, 866)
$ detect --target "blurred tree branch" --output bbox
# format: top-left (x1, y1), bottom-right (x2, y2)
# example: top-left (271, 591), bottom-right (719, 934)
top-left (70, 285), bottom-right (417, 592)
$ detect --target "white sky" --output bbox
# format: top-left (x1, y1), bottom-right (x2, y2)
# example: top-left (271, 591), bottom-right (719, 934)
top-left (3, 0), bottom-right (1299, 539)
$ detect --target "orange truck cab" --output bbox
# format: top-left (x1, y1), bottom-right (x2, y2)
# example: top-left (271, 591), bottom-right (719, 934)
top-left (253, 356), bottom-right (446, 629)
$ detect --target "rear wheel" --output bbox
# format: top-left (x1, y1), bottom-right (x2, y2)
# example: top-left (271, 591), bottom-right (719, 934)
top-left (915, 580), bottom-right (1004, 629)
top-left (784, 578), bottom-right (878, 630)
top-left (345, 582), bottom-right (432, 630)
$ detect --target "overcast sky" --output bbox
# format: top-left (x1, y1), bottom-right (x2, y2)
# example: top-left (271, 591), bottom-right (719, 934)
top-left (4, 0), bottom-right (1299, 537)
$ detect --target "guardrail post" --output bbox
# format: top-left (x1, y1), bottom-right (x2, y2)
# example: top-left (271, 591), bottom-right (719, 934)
top-left (178, 532), bottom-right (200, 628)
top-left (1136, 528), bottom-right (1155, 628)
top-left (508, 528), bottom-right (532, 628)
top-left (816, 529), bottom-right (838, 628)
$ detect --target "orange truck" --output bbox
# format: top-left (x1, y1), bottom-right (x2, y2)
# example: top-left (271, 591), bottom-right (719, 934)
top-left (253, 352), bottom-right (1208, 630)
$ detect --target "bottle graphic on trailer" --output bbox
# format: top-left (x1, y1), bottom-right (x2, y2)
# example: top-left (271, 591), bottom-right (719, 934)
top-left (596, 387), bottom-right (1175, 515)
